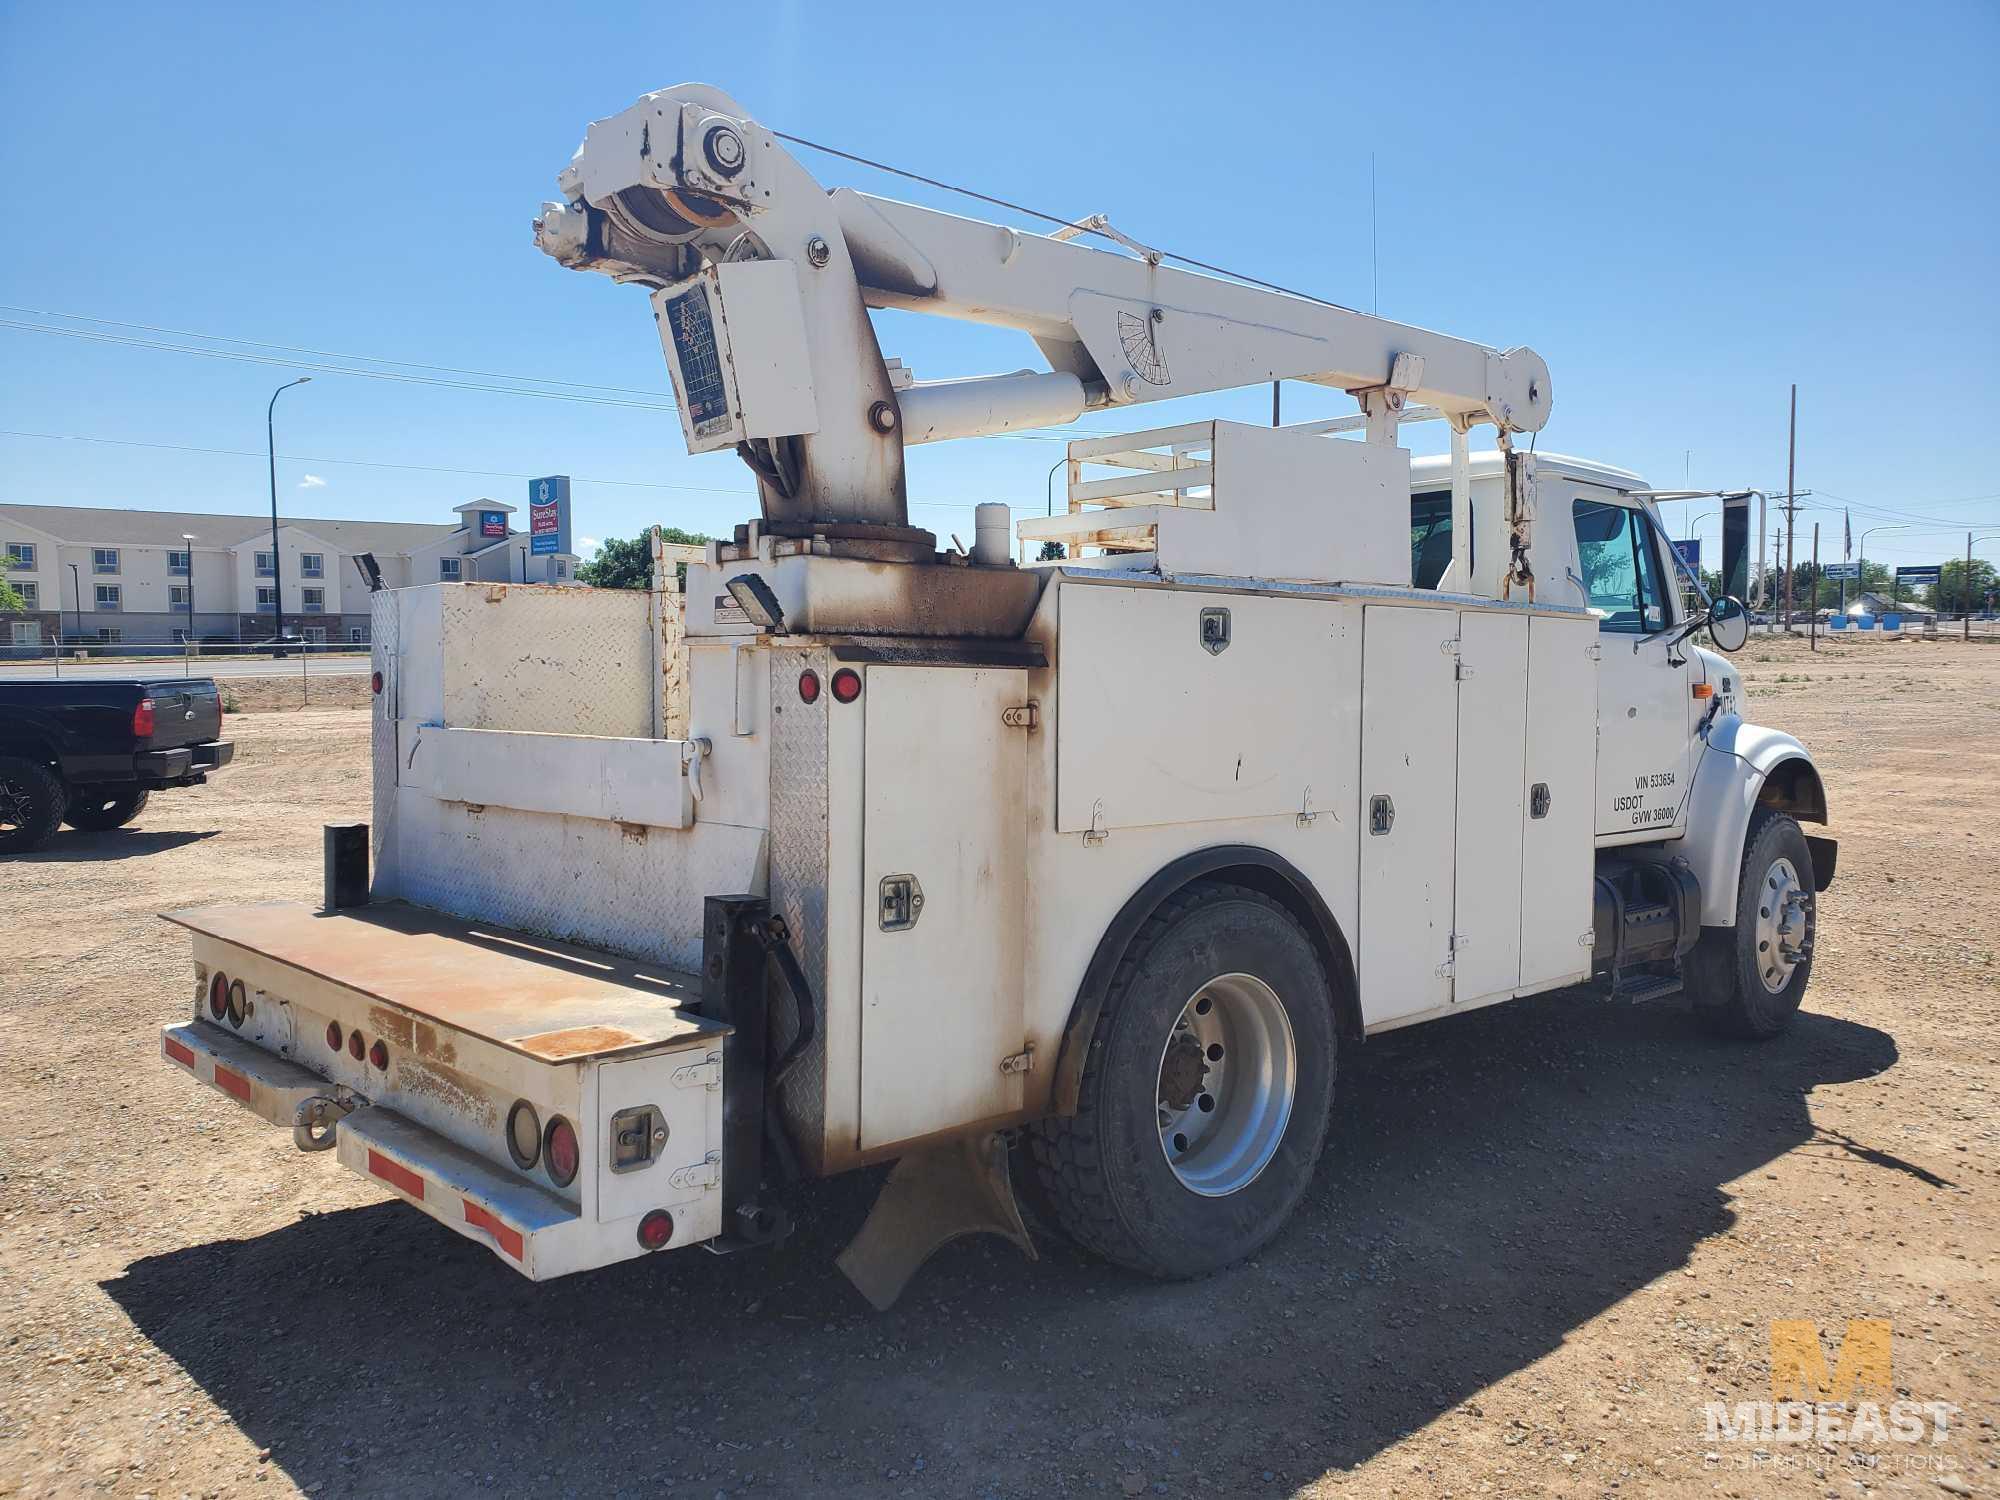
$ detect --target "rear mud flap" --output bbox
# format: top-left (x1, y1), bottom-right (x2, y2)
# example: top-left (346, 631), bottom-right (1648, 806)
top-left (835, 1131), bottom-right (1036, 1310)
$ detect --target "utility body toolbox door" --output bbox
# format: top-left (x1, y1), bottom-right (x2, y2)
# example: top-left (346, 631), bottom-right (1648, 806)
top-left (1450, 612), bottom-right (1529, 1005)
top-left (858, 665), bottom-right (1028, 1151)
top-left (1519, 615), bottom-right (1597, 991)
top-left (1358, 606), bottom-right (1460, 1025)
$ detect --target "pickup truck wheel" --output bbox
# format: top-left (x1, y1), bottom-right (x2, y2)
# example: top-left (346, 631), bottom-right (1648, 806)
top-left (1029, 881), bottom-right (1335, 1279)
top-left (1687, 808), bottom-right (1816, 1040)
top-left (62, 787), bottom-right (151, 832)
top-left (0, 757), bottom-right (66, 854)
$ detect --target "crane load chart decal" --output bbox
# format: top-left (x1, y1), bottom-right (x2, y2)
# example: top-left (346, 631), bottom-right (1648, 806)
top-left (664, 286), bottom-right (733, 442)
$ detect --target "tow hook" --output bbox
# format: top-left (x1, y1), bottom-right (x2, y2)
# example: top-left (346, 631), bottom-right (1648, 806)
top-left (294, 1091), bottom-right (358, 1152)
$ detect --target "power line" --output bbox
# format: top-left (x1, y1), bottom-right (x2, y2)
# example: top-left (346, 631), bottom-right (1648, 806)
top-left (0, 426), bottom-right (1022, 513)
top-left (0, 305), bottom-right (673, 399)
top-left (0, 319), bottom-right (679, 413)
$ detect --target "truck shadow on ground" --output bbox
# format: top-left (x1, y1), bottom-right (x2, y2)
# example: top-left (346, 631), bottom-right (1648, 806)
top-left (20, 828), bottom-right (220, 862)
top-left (104, 991), bottom-right (1896, 1498)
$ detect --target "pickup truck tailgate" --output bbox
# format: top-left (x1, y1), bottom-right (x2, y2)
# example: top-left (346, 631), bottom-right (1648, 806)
top-left (139, 679), bottom-right (223, 753)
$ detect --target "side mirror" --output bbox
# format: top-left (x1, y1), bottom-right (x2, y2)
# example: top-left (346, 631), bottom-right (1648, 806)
top-left (1708, 595), bottom-right (1750, 653)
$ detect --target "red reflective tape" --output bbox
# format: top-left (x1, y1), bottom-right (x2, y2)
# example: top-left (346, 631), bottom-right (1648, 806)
top-left (462, 1198), bottom-right (524, 1261)
top-left (366, 1149), bottom-right (425, 1201)
top-left (212, 1066), bottom-right (252, 1102)
top-left (164, 1037), bottom-right (196, 1068)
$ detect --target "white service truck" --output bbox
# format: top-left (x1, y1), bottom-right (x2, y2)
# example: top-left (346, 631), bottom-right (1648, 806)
top-left (160, 85), bottom-right (1834, 1306)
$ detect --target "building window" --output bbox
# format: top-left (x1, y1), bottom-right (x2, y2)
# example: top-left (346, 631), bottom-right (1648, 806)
top-left (6, 542), bottom-right (34, 568)
top-left (92, 548), bottom-right (120, 574)
top-left (554, 558), bottom-right (569, 579)
top-left (16, 581), bottom-right (37, 609)
top-left (302, 587), bottom-right (325, 614)
top-left (300, 552), bottom-right (324, 578)
top-left (169, 584), bottom-right (190, 608)
top-left (97, 627), bottom-right (123, 644)
top-left (349, 627), bottom-right (366, 644)
top-left (256, 586), bottom-right (277, 610)
top-left (439, 557), bottom-right (462, 581)
top-left (255, 550), bottom-right (276, 576)
top-left (168, 549), bottom-right (190, 574)
top-left (95, 584), bottom-right (121, 611)
top-left (304, 626), bottom-right (326, 644)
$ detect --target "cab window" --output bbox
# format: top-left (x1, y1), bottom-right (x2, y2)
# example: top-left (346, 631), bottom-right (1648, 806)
top-left (1409, 490), bottom-right (1470, 590)
top-left (1573, 499), bottom-right (1668, 632)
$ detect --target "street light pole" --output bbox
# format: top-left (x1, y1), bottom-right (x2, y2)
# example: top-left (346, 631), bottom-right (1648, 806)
top-left (267, 377), bottom-right (312, 645)
top-left (181, 531), bottom-right (196, 671)
top-left (1972, 535), bottom-right (2000, 642)
top-left (1858, 524), bottom-right (1909, 618)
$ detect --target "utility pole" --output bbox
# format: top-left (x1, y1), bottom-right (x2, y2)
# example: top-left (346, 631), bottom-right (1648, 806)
top-left (1782, 383), bottom-right (1798, 632)
top-left (1970, 532), bottom-right (1976, 643)
top-left (1811, 523), bottom-right (1820, 652)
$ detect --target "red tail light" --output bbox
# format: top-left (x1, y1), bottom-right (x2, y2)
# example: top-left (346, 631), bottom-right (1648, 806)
top-left (797, 669), bottom-right (821, 704)
top-left (132, 698), bottom-right (156, 737)
top-left (830, 668), bottom-right (861, 704)
top-left (636, 1209), bottom-right (674, 1251)
top-left (348, 1029), bottom-right (366, 1061)
top-left (544, 1117), bottom-right (579, 1188)
top-left (369, 1039), bottom-right (389, 1070)
top-left (326, 1021), bottom-right (343, 1051)
top-left (208, 972), bottom-right (228, 1019)
top-left (371, 671), bottom-right (383, 694)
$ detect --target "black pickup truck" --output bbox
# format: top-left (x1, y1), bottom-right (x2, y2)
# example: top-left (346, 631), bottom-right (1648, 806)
top-left (0, 678), bottom-right (234, 852)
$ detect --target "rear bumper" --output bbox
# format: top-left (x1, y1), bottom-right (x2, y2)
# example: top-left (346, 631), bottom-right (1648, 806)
top-left (160, 1018), bottom-right (711, 1280)
top-left (135, 740), bottom-right (233, 783)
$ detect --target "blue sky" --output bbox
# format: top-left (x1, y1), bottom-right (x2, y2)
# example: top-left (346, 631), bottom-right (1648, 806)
top-left (3, 1), bottom-right (1996, 572)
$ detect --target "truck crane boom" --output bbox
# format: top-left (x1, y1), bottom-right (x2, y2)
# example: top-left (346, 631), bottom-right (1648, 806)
top-left (533, 83), bottom-right (1551, 536)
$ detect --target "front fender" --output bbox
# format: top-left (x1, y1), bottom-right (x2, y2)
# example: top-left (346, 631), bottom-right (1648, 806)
top-left (1671, 715), bottom-right (1829, 927)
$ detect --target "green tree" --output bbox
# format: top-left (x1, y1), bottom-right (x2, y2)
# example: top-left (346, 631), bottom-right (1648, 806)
top-left (1037, 540), bottom-right (1066, 561)
top-left (1932, 557), bottom-right (1997, 616)
top-left (0, 551), bottom-right (25, 613)
top-left (576, 527), bottom-right (711, 590)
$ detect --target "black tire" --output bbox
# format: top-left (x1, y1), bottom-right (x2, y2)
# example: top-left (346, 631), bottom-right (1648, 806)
top-left (0, 756), bottom-right (66, 854)
top-left (62, 786), bottom-right (151, 832)
top-left (1687, 808), bottom-right (1816, 1039)
top-left (1028, 881), bottom-right (1337, 1279)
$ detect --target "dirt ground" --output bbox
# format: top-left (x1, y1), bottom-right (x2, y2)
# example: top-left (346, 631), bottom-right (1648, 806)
top-left (2, 634), bottom-right (1994, 1499)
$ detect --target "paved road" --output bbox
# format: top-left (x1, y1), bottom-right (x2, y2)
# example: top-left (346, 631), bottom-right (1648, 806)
top-left (0, 656), bottom-right (369, 681)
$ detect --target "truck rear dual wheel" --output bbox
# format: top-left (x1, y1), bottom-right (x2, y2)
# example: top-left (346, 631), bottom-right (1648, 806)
top-left (1687, 808), bottom-right (1816, 1040)
top-left (1029, 881), bottom-right (1336, 1279)
top-left (0, 756), bottom-right (66, 854)
top-left (62, 787), bottom-right (151, 832)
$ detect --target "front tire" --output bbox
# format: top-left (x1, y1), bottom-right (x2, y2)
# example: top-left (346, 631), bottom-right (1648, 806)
top-left (0, 757), bottom-right (66, 854)
top-left (1687, 808), bottom-right (1816, 1039)
top-left (62, 786), bottom-right (151, 832)
top-left (1029, 881), bottom-right (1337, 1279)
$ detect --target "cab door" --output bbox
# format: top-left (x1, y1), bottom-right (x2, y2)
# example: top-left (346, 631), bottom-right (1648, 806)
top-left (1573, 497), bottom-right (1693, 840)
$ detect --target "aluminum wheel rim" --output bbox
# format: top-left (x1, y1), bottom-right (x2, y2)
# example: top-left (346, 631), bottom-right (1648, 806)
top-left (1753, 855), bottom-right (1809, 994)
top-left (1156, 972), bottom-right (1296, 1197)
top-left (0, 777), bottom-right (31, 831)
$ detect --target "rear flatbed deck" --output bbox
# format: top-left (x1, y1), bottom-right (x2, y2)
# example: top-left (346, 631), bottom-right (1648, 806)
top-left (162, 900), bottom-right (716, 1062)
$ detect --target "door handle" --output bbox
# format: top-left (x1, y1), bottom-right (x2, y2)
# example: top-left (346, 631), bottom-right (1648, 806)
top-left (1368, 795), bottom-right (1395, 836)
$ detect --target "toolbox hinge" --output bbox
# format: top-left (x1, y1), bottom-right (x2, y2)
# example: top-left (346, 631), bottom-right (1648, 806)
top-left (671, 1053), bottom-right (723, 1090)
top-left (668, 1151), bottom-right (722, 1191)
top-left (1001, 702), bottom-right (1039, 730)
top-left (999, 1042), bottom-right (1035, 1076)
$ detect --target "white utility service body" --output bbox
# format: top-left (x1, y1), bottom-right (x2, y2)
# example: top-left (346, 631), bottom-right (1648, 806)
top-left (161, 83), bottom-right (1833, 1301)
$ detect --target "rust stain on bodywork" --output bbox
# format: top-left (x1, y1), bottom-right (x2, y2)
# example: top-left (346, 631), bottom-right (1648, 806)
top-left (412, 1021), bottom-right (457, 1066)
top-left (513, 1024), bottom-right (650, 1060)
top-left (395, 1057), bottom-right (496, 1127)
top-left (369, 1007), bottom-right (416, 1048)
